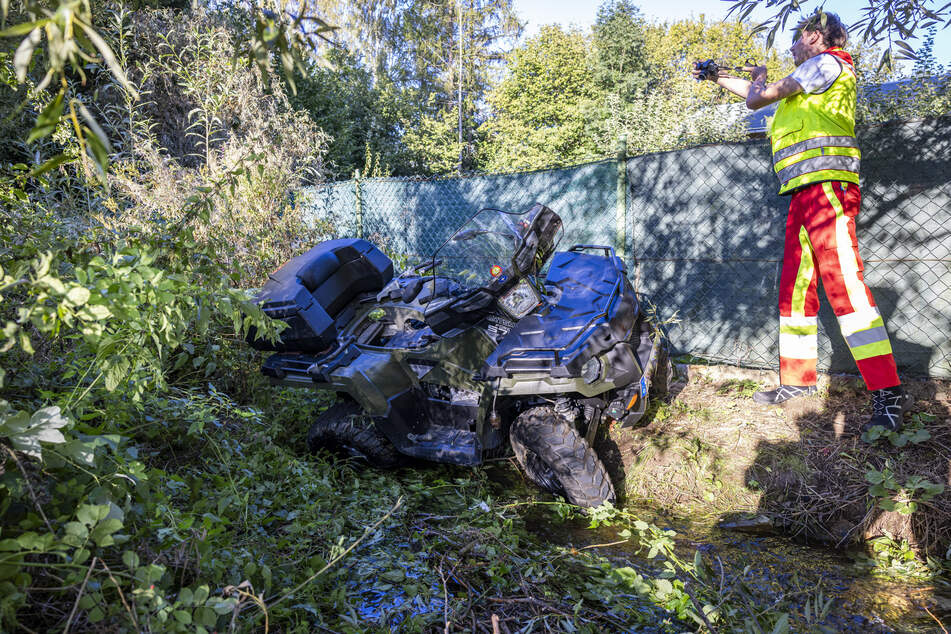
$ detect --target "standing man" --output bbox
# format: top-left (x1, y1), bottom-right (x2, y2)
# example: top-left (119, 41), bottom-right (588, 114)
top-left (694, 11), bottom-right (912, 432)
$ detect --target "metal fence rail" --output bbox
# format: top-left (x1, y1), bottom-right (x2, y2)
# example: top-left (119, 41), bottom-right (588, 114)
top-left (301, 116), bottom-right (951, 380)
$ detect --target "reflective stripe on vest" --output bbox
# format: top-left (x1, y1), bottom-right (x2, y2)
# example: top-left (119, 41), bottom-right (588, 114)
top-left (772, 135), bottom-right (859, 163)
top-left (769, 50), bottom-right (860, 194)
top-left (775, 153), bottom-right (860, 184)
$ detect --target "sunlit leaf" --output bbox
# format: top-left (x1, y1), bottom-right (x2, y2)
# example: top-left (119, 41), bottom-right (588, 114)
top-left (75, 19), bottom-right (138, 98)
top-left (0, 18), bottom-right (49, 37)
top-left (30, 153), bottom-right (71, 177)
top-left (65, 286), bottom-right (91, 306)
top-left (83, 125), bottom-right (110, 178)
top-left (12, 26), bottom-right (42, 83)
top-left (0, 405), bottom-right (69, 459)
top-left (27, 90), bottom-right (64, 143)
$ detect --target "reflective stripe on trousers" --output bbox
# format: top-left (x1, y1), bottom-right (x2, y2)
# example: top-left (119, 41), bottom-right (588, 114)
top-left (777, 181), bottom-right (900, 390)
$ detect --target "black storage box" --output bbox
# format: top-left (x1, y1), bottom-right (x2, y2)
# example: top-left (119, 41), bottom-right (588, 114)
top-left (248, 238), bottom-right (393, 352)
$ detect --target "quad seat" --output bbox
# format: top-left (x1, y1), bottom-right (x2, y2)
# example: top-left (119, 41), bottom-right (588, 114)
top-left (249, 239), bottom-right (393, 352)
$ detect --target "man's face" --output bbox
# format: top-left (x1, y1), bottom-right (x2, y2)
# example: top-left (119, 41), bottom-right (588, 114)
top-left (789, 30), bottom-right (821, 66)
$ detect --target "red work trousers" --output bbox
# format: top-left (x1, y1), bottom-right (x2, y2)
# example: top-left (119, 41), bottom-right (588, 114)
top-left (777, 181), bottom-right (900, 390)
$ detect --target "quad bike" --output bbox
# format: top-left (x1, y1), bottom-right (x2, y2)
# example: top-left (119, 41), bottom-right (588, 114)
top-left (247, 203), bottom-right (669, 508)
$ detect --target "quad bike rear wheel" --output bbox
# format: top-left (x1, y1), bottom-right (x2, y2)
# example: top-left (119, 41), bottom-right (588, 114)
top-left (510, 406), bottom-right (615, 508)
top-left (307, 401), bottom-right (401, 468)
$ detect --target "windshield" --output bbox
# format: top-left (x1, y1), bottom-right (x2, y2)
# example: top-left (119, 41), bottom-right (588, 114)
top-left (432, 208), bottom-right (532, 290)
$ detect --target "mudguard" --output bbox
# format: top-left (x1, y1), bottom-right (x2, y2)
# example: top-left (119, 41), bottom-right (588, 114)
top-left (482, 247), bottom-right (638, 380)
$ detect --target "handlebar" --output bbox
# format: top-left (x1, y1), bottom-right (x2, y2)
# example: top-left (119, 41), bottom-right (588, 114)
top-left (568, 244), bottom-right (617, 258)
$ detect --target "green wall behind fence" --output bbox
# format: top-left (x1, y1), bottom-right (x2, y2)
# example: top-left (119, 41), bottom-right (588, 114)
top-left (301, 116), bottom-right (951, 380)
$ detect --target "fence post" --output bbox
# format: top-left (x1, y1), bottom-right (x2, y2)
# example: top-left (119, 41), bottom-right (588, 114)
top-left (615, 135), bottom-right (628, 260)
top-left (353, 168), bottom-right (363, 239)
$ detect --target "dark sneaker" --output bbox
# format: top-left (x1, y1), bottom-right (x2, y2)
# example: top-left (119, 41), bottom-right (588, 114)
top-left (752, 384), bottom-right (818, 405)
top-left (862, 387), bottom-right (913, 433)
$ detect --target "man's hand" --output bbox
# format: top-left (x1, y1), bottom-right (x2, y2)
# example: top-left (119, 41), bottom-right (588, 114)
top-left (691, 60), bottom-right (719, 82)
top-left (690, 66), bottom-right (711, 81)
top-left (744, 64), bottom-right (768, 83)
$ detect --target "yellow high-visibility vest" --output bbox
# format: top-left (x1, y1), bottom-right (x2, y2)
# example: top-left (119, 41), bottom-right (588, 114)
top-left (769, 49), bottom-right (860, 195)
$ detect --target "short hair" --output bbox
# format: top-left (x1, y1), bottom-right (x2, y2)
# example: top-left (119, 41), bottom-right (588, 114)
top-left (793, 11), bottom-right (848, 48)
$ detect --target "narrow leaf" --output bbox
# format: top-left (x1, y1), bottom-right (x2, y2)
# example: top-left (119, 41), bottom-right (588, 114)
top-left (76, 101), bottom-right (113, 152)
top-left (0, 18), bottom-right (49, 37)
top-left (12, 26), bottom-right (42, 83)
top-left (894, 40), bottom-right (915, 53)
top-left (771, 612), bottom-right (790, 634)
top-left (76, 20), bottom-right (139, 99)
top-left (27, 90), bottom-right (64, 143)
top-left (83, 125), bottom-right (110, 177)
top-left (30, 153), bottom-right (71, 176)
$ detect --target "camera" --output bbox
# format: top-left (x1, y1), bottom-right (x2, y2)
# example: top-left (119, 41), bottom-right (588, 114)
top-left (694, 59), bottom-right (719, 81)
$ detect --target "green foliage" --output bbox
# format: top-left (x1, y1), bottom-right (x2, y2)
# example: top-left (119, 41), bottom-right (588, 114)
top-left (288, 50), bottom-right (405, 178)
top-left (591, 1), bottom-right (650, 101)
top-left (856, 28), bottom-right (950, 123)
top-left (861, 412), bottom-right (934, 447)
top-left (0, 402), bottom-right (67, 459)
top-left (480, 25), bottom-right (597, 171)
top-left (0, 11), bottom-right (304, 625)
top-left (716, 379), bottom-right (761, 398)
top-left (401, 97), bottom-right (467, 175)
top-left (0, 219), bottom-right (279, 629)
top-left (865, 460), bottom-right (945, 515)
top-left (479, 15), bottom-right (797, 169)
top-left (0, 229), bottom-right (278, 400)
top-left (0, 0), bottom-right (332, 179)
top-left (315, 0), bottom-right (521, 174)
top-left (602, 17), bottom-right (792, 155)
top-left (726, 0), bottom-right (951, 69)
top-left (100, 8), bottom-right (331, 283)
top-left (858, 532), bottom-right (942, 580)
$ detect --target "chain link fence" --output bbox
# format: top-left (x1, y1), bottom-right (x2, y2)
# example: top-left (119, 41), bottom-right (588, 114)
top-left (301, 116), bottom-right (951, 380)
top-left (300, 160), bottom-right (623, 260)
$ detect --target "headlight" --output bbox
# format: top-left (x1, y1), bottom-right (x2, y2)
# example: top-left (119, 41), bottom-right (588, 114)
top-left (581, 357), bottom-right (601, 383)
top-left (498, 279), bottom-right (541, 319)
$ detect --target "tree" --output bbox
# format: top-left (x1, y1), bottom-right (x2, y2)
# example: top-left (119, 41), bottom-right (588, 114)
top-left (581, 0), bottom-right (651, 151)
top-left (401, 97), bottom-right (466, 174)
top-left (589, 16), bottom-right (793, 156)
top-left (478, 25), bottom-right (597, 171)
top-left (288, 49), bottom-right (409, 177)
top-left (725, 0), bottom-right (951, 69)
top-left (0, 0), bottom-right (332, 178)
top-left (316, 0), bottom-right (521, 173)
top-left (856, 27), bottom-right (950, 122)
top-left (591, 0), bottom-right (651, 102)
top-left (643, 16), bottom-right (793, 101)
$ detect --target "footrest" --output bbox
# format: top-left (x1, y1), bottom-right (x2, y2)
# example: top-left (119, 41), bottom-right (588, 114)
top-left (400, 426), bottom-right (481, 466)
top-left (262, 353), bottom-right (323, 386)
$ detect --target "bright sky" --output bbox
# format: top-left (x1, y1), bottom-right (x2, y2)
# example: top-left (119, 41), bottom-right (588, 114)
top-left (513, 0), bottom-right (950, 67)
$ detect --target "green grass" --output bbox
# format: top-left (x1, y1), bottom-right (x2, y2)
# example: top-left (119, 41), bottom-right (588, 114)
top-left (715, 379), bottom-right (761, 398)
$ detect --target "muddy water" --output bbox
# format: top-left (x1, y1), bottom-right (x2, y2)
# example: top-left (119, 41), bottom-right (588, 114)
top-left (485, 457), bottom-right (951, 633)
top-left (527, 510), bottom-right (951, 632)
top-left (349, 461), bottom-right (950, 631)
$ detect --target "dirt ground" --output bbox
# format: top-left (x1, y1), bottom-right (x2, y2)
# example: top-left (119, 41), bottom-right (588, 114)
top-left (596, 364), bottom-right (951, 555)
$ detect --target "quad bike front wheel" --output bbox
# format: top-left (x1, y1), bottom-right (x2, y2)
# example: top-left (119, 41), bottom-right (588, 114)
top-left (307, 401), bottom-right (401, 468)
top-left (510, 406), bottom-right (615, 508)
